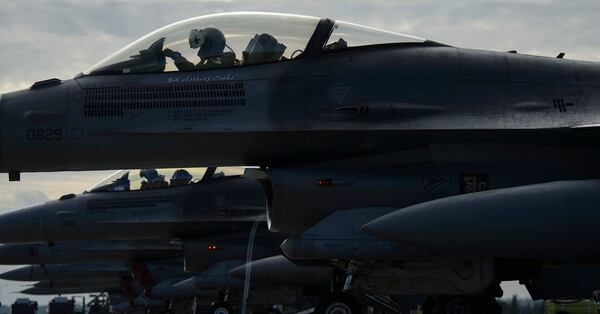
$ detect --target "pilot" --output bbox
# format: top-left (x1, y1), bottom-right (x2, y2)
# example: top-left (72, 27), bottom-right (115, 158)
top-left (170, 169), bottom-right (193, 186)
top-left (139, 169), bottom-right (169, 189)
top-left (163, 27), bottom-right (235, 71)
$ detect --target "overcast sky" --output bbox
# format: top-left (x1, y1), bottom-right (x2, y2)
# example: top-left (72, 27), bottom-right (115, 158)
top-left (0, 0), bottom-right (598, 306)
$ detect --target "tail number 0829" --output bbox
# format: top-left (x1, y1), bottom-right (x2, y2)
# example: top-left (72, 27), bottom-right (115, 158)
top-left (26, 129), bottom-right (63, 141)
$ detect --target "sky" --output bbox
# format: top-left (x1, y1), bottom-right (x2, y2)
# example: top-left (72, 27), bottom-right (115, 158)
top-left (0, 0), bottom-right (599, 307)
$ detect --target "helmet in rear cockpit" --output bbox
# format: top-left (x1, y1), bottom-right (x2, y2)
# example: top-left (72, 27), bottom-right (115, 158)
top-left (139, 169), bottom-right (159, 181)
top-left (188, 27), bottom-right (226, 59)
top-left (170, 169), bottom-right (193, 186)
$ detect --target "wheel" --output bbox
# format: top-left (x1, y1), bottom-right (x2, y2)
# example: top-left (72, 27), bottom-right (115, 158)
top-left (209, 302), bottom-right (234, 314)
top-left (315, 293), bottom-right (363, 314)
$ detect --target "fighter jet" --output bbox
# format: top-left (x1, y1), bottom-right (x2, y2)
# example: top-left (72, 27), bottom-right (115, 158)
top-left (0, 166), bottom-right (265, 243)
top-left (0, 12), bottom-right (599, 176)
top-left (3, 11), bottom-right (600, 314)
top-left (0, 239), bottom-right (181, 264)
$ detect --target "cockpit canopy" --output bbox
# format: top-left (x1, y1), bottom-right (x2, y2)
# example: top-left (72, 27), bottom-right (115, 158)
top-left (83, 12), bottom-right (425, 75)
top-left (87, 167), bottom-right (246, 192)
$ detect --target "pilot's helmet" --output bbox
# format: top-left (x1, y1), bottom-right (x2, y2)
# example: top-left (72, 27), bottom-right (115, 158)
top-left (139, 169), bottom-right (158, 181)
top-left (188, 27), bottom-right (226, 59)
top-left (170, 169), bottom-right (193, 186)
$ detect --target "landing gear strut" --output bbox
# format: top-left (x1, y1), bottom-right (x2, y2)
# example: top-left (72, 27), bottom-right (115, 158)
top-left (209, 301), bottom-right (234, 314)
top-left (208, 289), bottom-right (234, 314)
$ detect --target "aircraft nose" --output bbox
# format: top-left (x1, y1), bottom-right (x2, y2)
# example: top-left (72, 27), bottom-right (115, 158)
top-left (0, 265), bottom-right (37, 281)
top-left (0, 244), bottom-right (38, 264)
top-left (0, 204), bottom-right (45, 243)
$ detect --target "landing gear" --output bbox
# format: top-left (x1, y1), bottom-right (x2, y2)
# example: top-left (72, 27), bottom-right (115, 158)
top-left (208, 301), bottom-right (233, 314)
top-left (315, 292), bottom-right (363, 314)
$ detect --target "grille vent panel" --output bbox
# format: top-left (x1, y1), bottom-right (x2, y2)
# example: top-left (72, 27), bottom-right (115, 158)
top-left (83, 82), bottom-right (245, 117)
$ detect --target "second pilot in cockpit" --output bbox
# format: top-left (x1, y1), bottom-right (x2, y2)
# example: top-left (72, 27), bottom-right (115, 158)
top-left (163, 27), bottom-right (236, 70)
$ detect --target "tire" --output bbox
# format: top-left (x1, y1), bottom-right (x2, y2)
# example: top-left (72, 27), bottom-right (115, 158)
top-left (209, 302), bottom-right (234, 314)
top-left (315, 293), bottom-right (363, 314)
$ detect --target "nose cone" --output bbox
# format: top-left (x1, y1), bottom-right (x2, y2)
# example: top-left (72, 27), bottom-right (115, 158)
top-left (0, 244), bottom-right (39, 264)
top-left (0, 204), bottom-right (44, 243)
top-left (0, 265), bottom-right (38, 281)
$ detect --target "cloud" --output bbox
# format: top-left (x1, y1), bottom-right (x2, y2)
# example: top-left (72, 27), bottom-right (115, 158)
top-left (2, 0), bottom-right (600, 93)
top-left (0, 0), bottom-right (598, 305)
top-left (0, 171), bottom-right (112, 205)
top-left (0, 190), bottom-right (48, 213)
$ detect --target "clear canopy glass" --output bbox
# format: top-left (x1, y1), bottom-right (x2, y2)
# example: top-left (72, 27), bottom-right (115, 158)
top-left (324, 21), bottom-right (425, 51)
top-left (84, 12), bottom-right (321, 75)
top-left (87, 167), bottom-right (246, 192)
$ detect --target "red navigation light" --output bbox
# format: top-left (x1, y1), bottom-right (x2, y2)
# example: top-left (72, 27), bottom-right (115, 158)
top-left (316, 178), bottom-right (332, 186)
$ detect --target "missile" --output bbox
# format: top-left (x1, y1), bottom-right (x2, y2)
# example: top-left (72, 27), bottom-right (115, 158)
top-left (362, 180), bottom-right (600, 260)
top-left (228, 255), bottom-right (330, 286)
